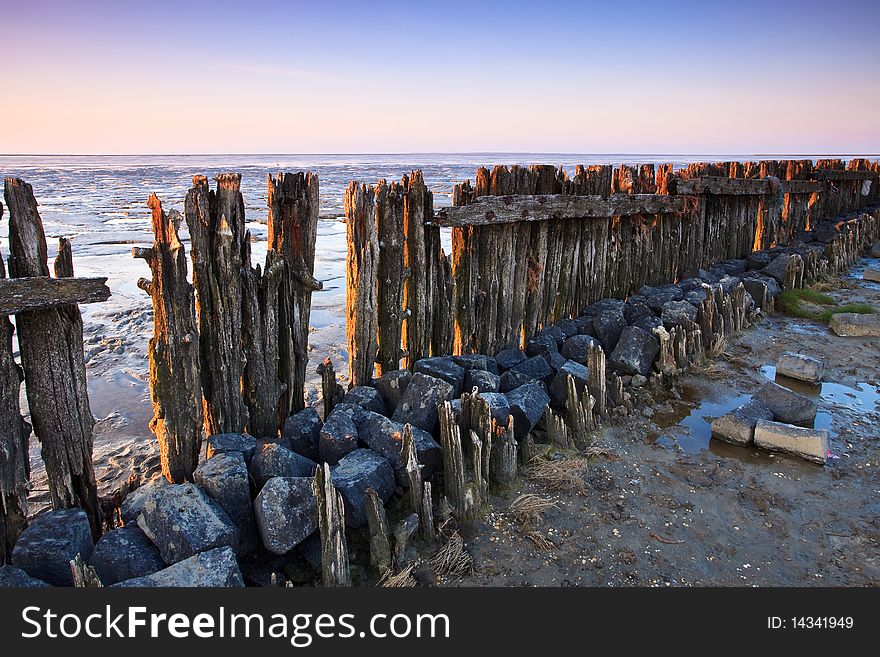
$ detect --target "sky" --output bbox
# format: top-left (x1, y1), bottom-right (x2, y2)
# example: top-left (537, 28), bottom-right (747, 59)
top-left (1, 0), bottom-right (879, 155)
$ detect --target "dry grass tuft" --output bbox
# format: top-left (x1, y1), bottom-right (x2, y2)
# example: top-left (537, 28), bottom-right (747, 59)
top-left (378, 564), bottom-right (417, 588)
top-left (582, 446), bottom-right (619, 461)
top-left (523, 458), bottom-right (589, 492)
top-left (509, 493), bottom-right (557, 523)
top-left (430, 531), bottom-right (474, 579)
top-left (524, 530), bottom-right (555, 551)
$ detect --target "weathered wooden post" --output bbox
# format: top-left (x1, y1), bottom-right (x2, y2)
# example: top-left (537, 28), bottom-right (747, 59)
top-left (364, 487), bottom-right (391, 577)
top-left (345, 182), bottom-right (379, 386)
top-left (133, 194), bottom-right (203, 484)
top-left (313, 462), bottom-right (351, 587)
top-left (4, 179), bottom-right (107, 538)
top-left (316, 357), bottom-right (344, 420)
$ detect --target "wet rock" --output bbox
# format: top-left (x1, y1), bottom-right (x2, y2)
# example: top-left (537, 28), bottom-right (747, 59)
top-left (0, 565), bottom-right (50, 587)
top-left (526, 334), bottom-right (559, 360)
top-left (89, 525), bottom-right (166, 585)
top-left (661, 300), bottom-right (698, 329)
top-left (413, 357), bottom-right (465, 397)
top-left (609, 326), bottom-right (659, 376)
top-left (318, 410), bottom-right (359, 465)
top-left (561, 334), bottom-right (599, 364)
top-left (391, 372), bottom-right (453, 433)
top-left (548, 360), bottom-right (589, 407)
top-left (591, 309), bottom-right (627, 352)
top-left (12, 508), bottom-right (93, 586)
top-left (112, 546), bottom-right (244, 588)
top-left (479, 392), bottom-right (511, 428)
top-left (829, 312), bottom-right (880, 337)
top-left (137, 483), bottom-right (239, 565)
top-left (538, 325), bottom-right (566, 347)
top-left (554, 318), bottom-right (579, 340)
top-left (753, 382), bottom-right (817, 427)
top-left (283, 407), bottom-right (322, 461)
top-left (510, 355), bottom-right (554, 382)
top-left (495, 347), bottom-right (527, 371)
top-left (464, 368), bottom-right (500, 393)
top-left (341, 386), bottom-right (387, 415)
top-left (776, 352), bottom-right (825, 383)
top-left (372, 370), bottom-right (412, 414)
top-left (254, 477), bottom-right (317, 554)
top-left (358, 411), bottom-right (442, 485)
top-left (251, 440), bottom-right (318, 487)
top-left (206, 432), bottom-right (257, 463)
top-left (711, 399), bottom-right (774, 446)
top-left (506, 382), bottom-right (550, 440)
top-left (499, 369), bottom-right (534, 393)
top-left (331, 448), bottom-right (395, 528)
top-left (195, 452), bottom-right (258, 552)
top-left (120, 475), bottom-right (169, 524)
top-left (754, 420), bottom-right (829, 465)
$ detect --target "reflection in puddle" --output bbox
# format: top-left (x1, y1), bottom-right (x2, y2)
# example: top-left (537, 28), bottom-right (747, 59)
top-left (760, 365), bottom-right (880, 410)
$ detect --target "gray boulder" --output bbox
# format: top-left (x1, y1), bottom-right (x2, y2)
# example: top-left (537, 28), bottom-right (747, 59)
top-left (506, 383), bottom-right (550, 440)
top-left (358, 411), bottom-right (442, 486)
top-left (609, 326), bottom-right (659, 376)
top-left (495, 347), bottom-right (527, 371)
top-left (710, 399), bottom-right (774, 446)
top-left (0, 565), bottom-right (50, 587)
top-left (283, 407), bottom-right (322, 461)
top-left (538, 325), bottom-right (566, 347)
top-left (525, 334), bottom-right (559, 360)
top-left (341, 386), bottom-right (387, 415)
top-left (762, 253), bottom-right (795, 285)
top-left (776, 352), bottom-right (825, 384)
top-left (137, 483), bottom-right (239, 565)
top-left (12, 508), bottom-right (93, 586)
top-left (205, 433), bottom-right (257, 463)
top-left (753, 382), bottom-right (818, 427)
top-left (195, 451), bottom-right (258, 552)
top-left (634, 315), bottom-right (663, 333)
top-left (661, 300), bottom-right (698, 329)
top-left (254, 477), bottom-right (317, 554)
top-left (509, 355), bottom-right (554, 382)
top-left (251, 440), bottom-right (318, 488)
top-left (452, 354), bottom-right (489, 371)
top-left (89, 525), bottom-right (165, 585)
top-left (331, 449), bottom-right (396, 528)
top-left (624, 299), bottom-right (654, 325)
top-left (500, 368), bottom-right (535, 392)
top-left (391, 372), bottom-right (453, 433)
top-left (112, 546), bottom-right (244, 588)
top-left (120, 475), bottom-right (169, 524)
top-left (754, 420), bottom-right (829, 465)
top-left (561, 334), bottom-right (598, 364)
top-left (591, 309), bottom-right (627, 352)
top-left (548, 360), bottom-right (590, 407)
top-left (464, 368), bottom-right (500, 393)
top-left (372, 370), bottom-right (412, 414)
top-left (479, 392), bottom-right (511, 428)
top-left (318, 410), bottom-right (359, 465)
top-left (582, 298), bottom-right (626, 317)
top-left (555, 319), bottom-right (579, 340)
top-left (413, 357), bottom-right (465, 397)
top-left (639, 285), bottom-right (683, 313)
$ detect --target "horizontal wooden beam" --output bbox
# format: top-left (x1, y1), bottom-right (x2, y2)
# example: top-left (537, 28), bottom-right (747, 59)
top-left (431, 194), bottom-right (690, 227)
top-left (813, 170), bottom-right (878, 181)
top-left (782, 180), bottom-right (825, 194)
top-left (674, 176), bottom-right (827, 195)
top-left (0, 276), bottom-right (111, 315)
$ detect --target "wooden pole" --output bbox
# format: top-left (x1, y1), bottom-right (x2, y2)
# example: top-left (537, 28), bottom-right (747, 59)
top-left (316, 357), bottom-right (344, 420)
top-left (133, 195), bottom-right (203, 485)
top-left (313, 462), bottom-right (351, 587)
top-left (345, 183), bottom-right (379, 386)
top-left (5, 178), bottom-right (102, 538)
top-left (364, 487), bottom-right (391, 577)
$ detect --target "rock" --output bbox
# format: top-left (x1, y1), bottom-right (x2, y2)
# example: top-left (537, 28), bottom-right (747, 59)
top-left (506, 382), bottom-right (550, 440)
top-left (871, 242), bottom-right (880, 258)
top-left (624, 299), bottom-right (654, 325)
top-left (413, 357), bottom-right (465, 397)
top-left (698, 268), bottom-right (721, 283)
top-left (0, 565), bottom-right (50, 587)
top-left (525, 334), bottom-right (559, 360)
top-left (591, 309), bottom-right (627, 352)
top-left (561, 334), bottom-right (598, 364)
top-left (661, 300), bottom-right (698, 329)
top-left (318, 410), bottom-right (359, 465)
top-left (120, 475), bottom-right (169, 524)
top-left (329, 401), bottom-right (366, 425)
top-left (609, 326), bottom-right (659, 376)
top-left (391, 372), bottom-right (453, 433)
top-left (753, 382), bottom-right (818, 427)
top-left (754, 420), bottom-right (829, 464)
top-left (89, 525), bottom-right (166, 585)
top-left (494, 347), bottom-right (527, 371)
top-left (742, 272), bottom-right (781, 298)
top-left (499, 368), bottom-right (535, 392)
top-left (741, 277), bottom-right (773, 311)
top-left (357, 411), bottom-right (442, 486)
top-left (254, 477), bottom-right (317, 554)
top-left (195, 452), bottom-right (258, 552)
top-left (574, 315), bottom-right (595, 335)
top-left (341, 386), bottom-right (387, 415)
top-left (581, 298), bottom-right (625, 317)
top-left (710, 399), bottom-right (774, 446)
top-left (762, 253), bottom-right (796, 285)
top-left (509, 355), bottom-right (554, 382)
top-left (464, 368), bottom-right (500, 393)
top-left (538, 325), bottom-right (566, 347)
top-left (548, 351), bottom-right (567, 372)
top-left (452, 354), bottom-right (489, 371)
top-left (554, 318), bottom-right (579, 340)
top-left (251, 440), bottom-right (318, 487)
top-left (548, 360), bottom-right (590, 407)
top-left (684, 287), bottom-right (708, 306)
top-left (776, 352), bottom-right (825, 383)
top-left (330, 448), bottom-right (395, 528)
top-left (829, 313), bottom-right (880, 337)
top-left (631, 374), bottom-right (647, 388)
top-left (634, 315), bottom-right (663, 333)
top-left (112, 546), bottom-right (244, 587)
top-left (137, 483), bottom-right (239, 565)
top-left (372, 370), bottom-right (412, 414)
top-left (283, 407), bottom-right (322, 461)
top-left (717, 259), bottom-right (747, 275)
top-left (613, 405), bottom-right (629, 417)
top-left (865, 268), bottom-right (880, 283)
top-left (205, 432), bottom-right (257, 463)
top-left (11, 508), bottom-right (93, 586)
top-left (746, 251), bottom-right (772, 270)
top-left (478, 392), bottom-right (511, 428)
top-left (639, 285), bottom-right (683, 313)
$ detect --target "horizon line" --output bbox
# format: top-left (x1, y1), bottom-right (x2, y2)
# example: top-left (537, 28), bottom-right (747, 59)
top-left (2, 151), bottom-right (879, 158)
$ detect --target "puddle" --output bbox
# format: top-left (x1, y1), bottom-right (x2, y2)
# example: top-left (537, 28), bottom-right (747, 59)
top-left (760, 365), bottom-right (880, 411)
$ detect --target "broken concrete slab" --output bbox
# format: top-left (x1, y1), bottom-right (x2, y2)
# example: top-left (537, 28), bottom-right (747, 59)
top-left (11, 508), bottom-right (94, 586)
top-left (829, 313), bottom-right (880, 337)
top-left (864, 267), bottom-right (880, 283)
top-left (753, 382), bottom-right (818, 427)
top-left (112, 546), bottom-right (244, 587)
top-left (391, 372), bottom-right (454, 433)
top-left (776, 352), bottom-right (825, 383)
top-left (754, 420), bottom-right (829, 465)
top-left (254, 477), bottom-right (318, 554)
top-left (710, 399), bottom-right (774, 446)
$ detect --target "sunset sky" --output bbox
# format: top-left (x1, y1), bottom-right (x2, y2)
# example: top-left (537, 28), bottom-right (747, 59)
top-left (3, 0), bottom-right (879, 154)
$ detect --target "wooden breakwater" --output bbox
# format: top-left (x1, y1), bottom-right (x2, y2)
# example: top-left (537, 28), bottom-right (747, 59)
top-left (346, 158), bottom-right (880, 376)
